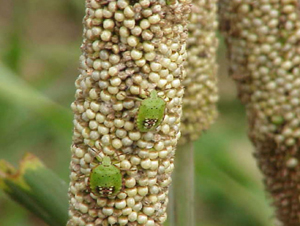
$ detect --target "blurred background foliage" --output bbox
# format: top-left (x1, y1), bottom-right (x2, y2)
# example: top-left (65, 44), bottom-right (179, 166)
top-left (0, 1), bottom-right (275, 226)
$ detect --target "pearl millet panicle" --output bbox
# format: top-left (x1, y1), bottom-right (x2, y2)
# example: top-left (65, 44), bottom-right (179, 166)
top-left (68, 0), bottom-right (191, 225)
top-left (220, 1), bottom-right (300, 225)
top-left (179, 0), bottom-right (219, 144)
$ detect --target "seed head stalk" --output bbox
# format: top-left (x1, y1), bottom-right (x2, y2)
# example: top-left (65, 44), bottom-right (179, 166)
top-left (219, 1), bottom-right (300, 225)
top-left (68, 0), bottom-right (191, 225)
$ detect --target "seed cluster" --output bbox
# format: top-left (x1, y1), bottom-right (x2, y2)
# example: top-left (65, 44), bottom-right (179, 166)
top-left (220, 0), bottom-right (300, 225)
top-left (179, 0), bottom-right (219, 144)
top-left (68, 0), bottom-right (191, 225)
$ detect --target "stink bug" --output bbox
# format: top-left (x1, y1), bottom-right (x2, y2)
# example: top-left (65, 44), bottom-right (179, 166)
top-left (89, 155), bottom-right (122, 197)
top-left (136, 90), bottom-right (166, 132)
top-left (166, 0), bottom-right (176, 5)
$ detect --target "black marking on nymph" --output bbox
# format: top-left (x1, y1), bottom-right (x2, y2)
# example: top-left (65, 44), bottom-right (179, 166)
top-left (143, 118), bottom-right (158, 129)
top-left (98, 186), bottom-right (115, 196)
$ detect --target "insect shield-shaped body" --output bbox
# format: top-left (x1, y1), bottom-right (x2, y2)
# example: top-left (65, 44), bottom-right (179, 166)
top-left (136, 90), bottom-right (166, 132)
top-left (89, 156), bottom-right (122, 197)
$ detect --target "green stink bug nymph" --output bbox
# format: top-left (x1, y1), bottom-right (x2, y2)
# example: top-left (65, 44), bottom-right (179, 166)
top-left (89, 156), bottom-right (122, 197)
top-left (136, 90), bottom-right (166, 132)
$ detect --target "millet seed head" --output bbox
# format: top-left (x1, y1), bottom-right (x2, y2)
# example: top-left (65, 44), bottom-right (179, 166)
top-left (68, 0), bottom-right (191, 225)
top-left (219, 0), bottom-right (300, 224)
top-left (179, 0), bottom-right (219, 145)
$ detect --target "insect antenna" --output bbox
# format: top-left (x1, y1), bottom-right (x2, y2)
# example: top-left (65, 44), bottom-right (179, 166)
top-left (86, 145), bottom-right (105, 163)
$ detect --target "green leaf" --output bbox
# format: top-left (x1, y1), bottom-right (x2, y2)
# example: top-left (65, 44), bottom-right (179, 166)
top-left (0, 62), bottom-right (73, 135)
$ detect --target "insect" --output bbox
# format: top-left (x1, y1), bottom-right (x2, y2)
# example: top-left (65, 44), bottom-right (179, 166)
top-left (166, 0), bottom-right (176, 5)
top-left (89, 155), bottom-right (122, 197)
top-left (136, 90), bottom-right (166, 132)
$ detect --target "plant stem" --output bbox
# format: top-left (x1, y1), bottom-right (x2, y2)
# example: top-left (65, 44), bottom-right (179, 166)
top-left (172, 142), bottom-right (195, 226)
top-left (0, 153), bottom-right (69, 226)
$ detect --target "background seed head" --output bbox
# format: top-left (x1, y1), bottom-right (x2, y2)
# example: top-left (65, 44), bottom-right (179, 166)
top-left (179, 0), bottom-right (219, 145)
top-left (219, 0), bottom-right (300, 225)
